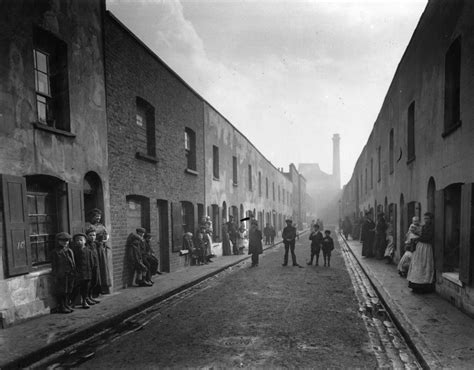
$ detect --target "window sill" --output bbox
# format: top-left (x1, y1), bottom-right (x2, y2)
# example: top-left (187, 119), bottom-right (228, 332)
top-left (136, 152), bottom-right (158, 164)
top-left (442, 272), bottom-right (462, 287)
top-left (442, 121), bottom-right (462, 138)
top-left (233, 182), bottom-right (238, 187)
top-left (32, 122), bottom-right (76, 138)
top-left (185, 168), bottom-right (198, 176)
top-left (406, 156), bottom-right (416, 165)
top-left (213, 176), bottom-right (220, 181)
top-left (29, 265), bottom-right (52, 277)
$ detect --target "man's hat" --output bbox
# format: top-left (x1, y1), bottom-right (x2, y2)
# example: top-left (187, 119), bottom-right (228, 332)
top-left (285, 219), bottom-right (292, 223)
top-left (56, 232), bottom-right (72, 240)
top-left (136, 227), bottom-right (146, 234)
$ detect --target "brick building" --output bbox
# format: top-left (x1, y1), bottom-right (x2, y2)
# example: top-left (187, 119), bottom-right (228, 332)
top-left (0, 0), bottom-right (109, 327)
top-left (341, 0), bottom-right (474, 316)
top-left (104, 13), bottom-right (205, 287)
top-left (204, 103), bottom-right (294, 240)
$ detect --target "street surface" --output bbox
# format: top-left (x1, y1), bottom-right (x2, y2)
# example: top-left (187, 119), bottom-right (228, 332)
top-left (42, 233), bottom-right (419, 368)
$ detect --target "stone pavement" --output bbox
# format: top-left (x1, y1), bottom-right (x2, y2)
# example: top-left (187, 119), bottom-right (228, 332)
top-left (0, 237), bottom-right (285, 369)
top-left (341, 234), bottom-right (474, 369)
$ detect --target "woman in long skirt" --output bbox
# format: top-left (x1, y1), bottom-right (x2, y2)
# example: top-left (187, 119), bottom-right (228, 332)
top-left (407, 212), bottom-right (435, 293)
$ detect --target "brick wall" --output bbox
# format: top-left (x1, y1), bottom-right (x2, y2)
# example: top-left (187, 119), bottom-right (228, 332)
top-left (105, 14), bottom-right (205, 288)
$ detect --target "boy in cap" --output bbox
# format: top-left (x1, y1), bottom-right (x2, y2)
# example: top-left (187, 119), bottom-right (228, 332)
top-left (71, 233), bottom-right (92, 309)
top-left (307, 223), bottom-right (323, 266)
top-left (321, 230), bottom-right (335, 267)
top-left (51, 232), bottom-right (76, 313)
top-left (126, 227), bottom-right (151, 286)
top-left (86, 226), bottom-right (101, 304)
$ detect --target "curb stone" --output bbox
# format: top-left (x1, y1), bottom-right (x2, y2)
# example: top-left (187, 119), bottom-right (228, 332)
top-left (339, 233), bottom-right (443, 369)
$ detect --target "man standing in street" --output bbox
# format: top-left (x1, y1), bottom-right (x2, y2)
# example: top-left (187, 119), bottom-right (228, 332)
top-left (282, 219), bottom-right (300, 267)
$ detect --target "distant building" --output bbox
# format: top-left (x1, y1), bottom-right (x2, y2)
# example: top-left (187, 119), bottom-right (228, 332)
top-left (341, 0), bottom-right (474, 317)
top-left (299, 134), bottom-right (341, 225)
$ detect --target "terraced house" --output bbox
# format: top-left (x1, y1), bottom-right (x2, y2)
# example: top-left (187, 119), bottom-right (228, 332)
top-left (341, 0), bottom-right (474, 316)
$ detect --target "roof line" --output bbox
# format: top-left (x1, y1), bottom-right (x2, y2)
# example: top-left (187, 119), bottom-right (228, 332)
top-left (106, 10), bottom-right (295, 182)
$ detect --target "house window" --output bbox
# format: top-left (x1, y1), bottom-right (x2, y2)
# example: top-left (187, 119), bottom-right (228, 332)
top-left (377, 146), bottom-right (381, 182)
top-left (389, 129), bottom-right (394, 174)
top-left (232, 156), bottom-right (238, 185)
top-left (266, 178), bottom-right (269, 198)
top-left (248, 165), bottom-right (252, 190)
top-left (258, 172), bottom-right (262, 197)
top-left (33, 27), bottom-right (70, 131)
top-left (26, 176), bottom-right (60, 266)
top-left (365, 168), bottom-right (368, 194)
top-left (273, 182), bottom-right (275, 201)
top-left (181, 201), bottom-right (194, 234)
top-left (184, 128), bottom-right (196, 171)
top-left (370, 158), bottom-right (374, 189)
top-left (213, 145), bottom-right (219, 179)
top-left (282, 189), bottom-right (285, 204)
top-left (136, 97), bottom-right (156, 158)
top-left (444, 37), bottom-right (461, 135)
top-left (278, 185), bottom-right (281, 202)
top-left (407, 101), bottom-right (415, 163)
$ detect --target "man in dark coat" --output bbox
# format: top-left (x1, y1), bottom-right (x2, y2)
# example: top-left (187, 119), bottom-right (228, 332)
top-left (248, 220), bottom-right (263, 267)
top-left (282, 219), bottom-right (300, 267)
top-left (361, 213), bottom-right (376, 257)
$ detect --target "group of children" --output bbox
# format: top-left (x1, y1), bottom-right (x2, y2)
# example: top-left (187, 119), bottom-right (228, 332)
top-left (51, 226), bottom-right (106, 314)
top-left (126, 228), bottom-right (161, 287)
top-left (307, 224), bottom-right (335, 267)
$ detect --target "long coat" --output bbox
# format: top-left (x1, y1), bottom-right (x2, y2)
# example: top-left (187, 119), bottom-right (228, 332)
top-left (248, 229), bottom-right (263, 255)
top-left (361, 219), bottom-right (375, 257)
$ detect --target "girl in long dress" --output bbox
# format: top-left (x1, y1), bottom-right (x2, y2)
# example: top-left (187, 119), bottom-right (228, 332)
top-left (407, 212), bottom-right (435, 293)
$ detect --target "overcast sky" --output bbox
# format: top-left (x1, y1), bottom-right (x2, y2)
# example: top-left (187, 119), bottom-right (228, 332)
top-left (107, 0), bottom-right (427, 186)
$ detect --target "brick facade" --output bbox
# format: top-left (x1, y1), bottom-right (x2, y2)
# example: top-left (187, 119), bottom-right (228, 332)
top-left (105, 13), bottom-right (205, 288)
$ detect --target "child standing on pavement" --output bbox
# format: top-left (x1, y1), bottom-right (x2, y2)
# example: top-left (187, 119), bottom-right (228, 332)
top-left (321, 230), bottom-right (335, 267)
top-left (86, 227), bottom-right (101, 304)
top-left (307, 223), bottom-right (323, 266)
top-left (72, 233), bottom-right (92, 309)
top-left (51, 232), bottom-right (76, 314)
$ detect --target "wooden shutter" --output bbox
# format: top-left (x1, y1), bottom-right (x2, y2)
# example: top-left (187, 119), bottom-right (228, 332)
top-left (1, 175), bottom-right (31, 276)
top-left (460, 184), bottom-right (472, 284)
top-left (68, 183), bottom-right (85, 236)
top-left (172, 202), bottom-right (183, 252)
top-left (434, 190), bottom-right (445, 272)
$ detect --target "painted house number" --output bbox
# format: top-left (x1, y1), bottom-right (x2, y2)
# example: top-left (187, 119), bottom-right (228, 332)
top-left (17, 240), bottom-right (25, 250)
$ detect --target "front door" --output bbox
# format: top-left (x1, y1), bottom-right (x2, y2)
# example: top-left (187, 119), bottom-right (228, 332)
top-left (157, 200), bottom-right (170, 273)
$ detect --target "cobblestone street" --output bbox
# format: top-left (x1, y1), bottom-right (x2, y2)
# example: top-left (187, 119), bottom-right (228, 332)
top-left (33, 233), bottom-right (418, 368)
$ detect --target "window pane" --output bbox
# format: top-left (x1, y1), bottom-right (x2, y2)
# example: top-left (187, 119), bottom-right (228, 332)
top-left (37, 96), bottom-right (47, 123)
top-left (34, 50), bottom-right (48, 73)
top-left (29, 216), bottom-right (39, 235)
top-left (36, 194), bottom-right (46, 214)
top-left (136, 113), bottom-right (143, 127)
top-left (27, 194), bottom-right (37, 214)
top-left (35, 71), bottom-right (50, 95)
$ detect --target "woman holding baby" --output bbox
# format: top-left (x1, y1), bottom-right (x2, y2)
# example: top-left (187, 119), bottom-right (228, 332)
top-left (407, 212), bottom-right (435, 293)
